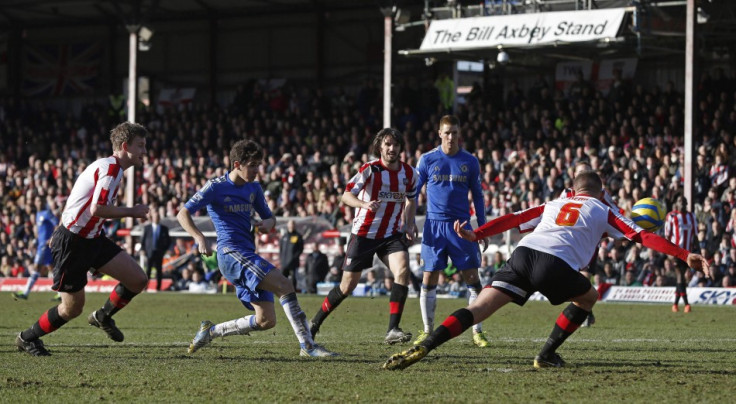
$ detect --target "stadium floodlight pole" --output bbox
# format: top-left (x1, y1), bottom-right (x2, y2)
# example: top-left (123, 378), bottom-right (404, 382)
top-left (684, 0), bottom-right (695, 211)
top-left (382, 7), bottom-right (393, 129)
top-left (125, 24), bottom-right (139, 235)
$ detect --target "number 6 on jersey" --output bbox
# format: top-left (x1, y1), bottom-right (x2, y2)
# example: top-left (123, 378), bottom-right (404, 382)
top-left (555, 202), bottom-right (583, 226)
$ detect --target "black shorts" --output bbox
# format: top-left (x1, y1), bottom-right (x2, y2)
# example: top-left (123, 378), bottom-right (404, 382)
top-left (50, 226), bottom-right (123, 293)
top-left (342, 233), bottom-right (409, 273)
top-left (674, 259), bottom-right (689, 272)
top-left (490, 246), bottom-right (592, 306)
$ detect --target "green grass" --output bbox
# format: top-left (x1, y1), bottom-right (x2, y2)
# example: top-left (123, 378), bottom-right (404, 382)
top-left (2, 292), bottom-right (735, 403)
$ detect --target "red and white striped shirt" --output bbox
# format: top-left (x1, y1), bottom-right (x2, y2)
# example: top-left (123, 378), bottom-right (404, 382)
top-left (664, 210), bottom-right (697, 252)
top-left (473, 194), bottom-right (689, 271)
top-left (346, 159), bottom-right (417, 239)
top-left (61, 156), bottom-right (123, 239)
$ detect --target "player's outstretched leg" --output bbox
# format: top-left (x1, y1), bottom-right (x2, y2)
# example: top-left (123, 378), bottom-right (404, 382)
top-left (384, 308), bottom-right (475, 370)
top-left (386, 285), bottom-right (512, 370)
top-left (383, 345), bottom-right (429, 370)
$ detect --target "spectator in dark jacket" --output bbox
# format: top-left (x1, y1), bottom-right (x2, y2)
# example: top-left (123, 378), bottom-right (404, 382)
top-left (279, 220), bottom-right (303, 289)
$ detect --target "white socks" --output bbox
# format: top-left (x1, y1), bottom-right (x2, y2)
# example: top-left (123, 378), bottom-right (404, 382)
top-left (211, 315), bottom-right (259, 338)
top-left (279, 292), bottom-right (314, 349)
top-left (468, 285), bottom-right (483, 334)
top-left (420, 286), bottom-right (437, 333)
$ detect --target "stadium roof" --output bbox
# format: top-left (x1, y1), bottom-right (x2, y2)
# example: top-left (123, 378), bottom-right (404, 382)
top-left (1, 1), bottom-right (734, 65)
top-left (0, 0), bottom-right (411, 28)
top-left (391, 1), bottom-right (736, 64)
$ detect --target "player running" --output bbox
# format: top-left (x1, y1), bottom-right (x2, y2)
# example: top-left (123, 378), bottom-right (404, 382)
top-left (309, 128), bottom-right (417, 344)
top-left (414, 115), bottom-right (490, 348)
top-left (15, 122), bottom-right (151, 356)
top-left (13, 197), bottom-right (59, 301)
top-left (179, 139), bottom-right (336, 357)
top-left (383, 171), bottom-right (710, 370)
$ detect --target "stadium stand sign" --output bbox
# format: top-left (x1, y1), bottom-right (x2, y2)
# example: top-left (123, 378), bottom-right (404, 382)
top-left (419, 8), bottom-right (626, 51)
top-left (603, 286), bottom-right (736, 306)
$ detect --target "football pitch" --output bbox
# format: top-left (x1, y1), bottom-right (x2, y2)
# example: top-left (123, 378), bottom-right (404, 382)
top-left (2, 292), bottom-right (734, 403)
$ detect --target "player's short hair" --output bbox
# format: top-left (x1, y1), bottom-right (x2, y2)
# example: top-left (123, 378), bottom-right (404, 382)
top-left (371, 128), bottom-right (404, 156)
top-left (573, 171), bottom-right (602, 195)
top-left (230, 139), bottom-right (264, 168)
top-left (110, 122), bottom-right (148, 151)
top-left (439, 115), bottom-right (460, 128)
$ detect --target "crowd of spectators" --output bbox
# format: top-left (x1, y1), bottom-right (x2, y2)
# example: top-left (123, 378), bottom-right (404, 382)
top-left (2, 66), bottom-right (736, 292)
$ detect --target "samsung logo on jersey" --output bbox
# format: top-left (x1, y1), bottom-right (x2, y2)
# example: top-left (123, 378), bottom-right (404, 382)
top-left (225, 203), bottom-right (253, 213)
top-left (378, 191), bottom-right (405, 202)
top-left (432, 174), bottom-right (468, 183)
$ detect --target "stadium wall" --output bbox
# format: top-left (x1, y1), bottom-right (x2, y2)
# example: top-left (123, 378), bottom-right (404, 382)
top-left (4, 277), bottom-right (732, 305)
top-left (527, 286), bottom-right (736, 306)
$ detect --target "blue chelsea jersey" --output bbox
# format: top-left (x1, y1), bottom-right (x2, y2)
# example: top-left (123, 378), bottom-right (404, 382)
top-left (416, 147), bottom-right (486, 225)
top-left (184, 172), bottom-right (273, 253)
top-left (36, 209), bottom-right (59, 245)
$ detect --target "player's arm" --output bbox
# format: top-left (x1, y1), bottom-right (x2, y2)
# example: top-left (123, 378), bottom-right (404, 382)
top-left (342, 190), bottom-right (379, 212)
top-left (343, 164), bottom-right (379, 212)
top-left (608, 211), bottom-right (711, 278)
top-left (258, 217), bottom-right (276, 232)
top-left (176, 207), bottom-right (211, 256)
top-left (455, 205), bottom-right (545, 241)
top-left (403, 197), bottom-right (417, 241)
top-left (414, 154), bottom-right (427, 202)
top-left (91, 204), bottom-right (149, 219)
top-left (633, 232), bottom-right (709, 277)
top-left (89, 168), bottom-right (148, 219)
top-left (469, 159), bottom-right (486, 226)
top-left (404, 166), bottom-right (419, 240)
top-left (252, 187), bottom-right (275, 233)
top-left (178, 180), bottom-right (215, 256)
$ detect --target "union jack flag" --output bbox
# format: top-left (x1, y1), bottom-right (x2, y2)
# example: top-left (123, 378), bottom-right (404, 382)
top-left (22, 41), bottom-right (101, 97)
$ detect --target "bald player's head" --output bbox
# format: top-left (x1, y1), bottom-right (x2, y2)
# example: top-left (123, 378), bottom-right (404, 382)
top-left (573, 160), bottom-right (592, 177)
top-left (573, 171), bottom-right (602, 196)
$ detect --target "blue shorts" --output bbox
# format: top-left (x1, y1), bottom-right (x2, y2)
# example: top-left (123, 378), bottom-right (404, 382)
top-left (35, 244), bottom-right (53, 266)
top-left (421, 219), bottom-right (481, 272)
top-left (218, 247), bottom-right (275, 311)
